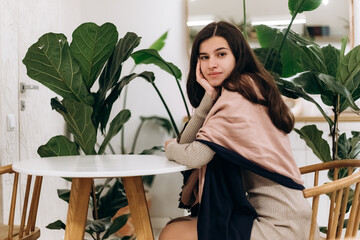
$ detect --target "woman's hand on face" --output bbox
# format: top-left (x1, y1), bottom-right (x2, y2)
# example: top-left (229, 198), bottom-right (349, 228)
top-left (196, 61), bottom-right (218, 99)
top-left (165, 138), bottom-right (177, 151)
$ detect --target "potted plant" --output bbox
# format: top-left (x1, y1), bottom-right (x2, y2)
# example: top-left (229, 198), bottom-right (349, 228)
top-left (22, 22), bottom-right (188, 239)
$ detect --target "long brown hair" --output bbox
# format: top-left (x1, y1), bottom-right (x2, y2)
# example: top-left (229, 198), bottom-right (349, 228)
top-left (187, 21), bottom-right (294, 133)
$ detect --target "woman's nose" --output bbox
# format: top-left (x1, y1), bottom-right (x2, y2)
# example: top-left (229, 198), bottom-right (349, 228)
top-left (208, 57), bottom-right (218, 68)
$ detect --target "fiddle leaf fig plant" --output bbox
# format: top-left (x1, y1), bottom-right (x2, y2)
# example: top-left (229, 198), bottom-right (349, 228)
top-left (23, 22), bottom-right (185, 239)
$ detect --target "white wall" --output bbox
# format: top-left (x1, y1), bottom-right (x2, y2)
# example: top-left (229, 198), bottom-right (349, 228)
top-left (355, 0), bottom-right (360, 45)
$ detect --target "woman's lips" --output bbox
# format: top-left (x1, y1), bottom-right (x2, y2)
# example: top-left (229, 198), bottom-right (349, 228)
top-left (208, 72), bottom-right (222, 76)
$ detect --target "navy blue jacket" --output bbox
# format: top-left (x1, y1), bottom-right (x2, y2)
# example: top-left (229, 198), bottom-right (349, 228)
top-left (192, 140), bottom-right (304, 240)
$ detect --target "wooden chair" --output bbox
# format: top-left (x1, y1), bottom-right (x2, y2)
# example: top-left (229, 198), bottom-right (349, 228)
top-left (0, 164), bottom-right (42, 240)
top-left (300, 159), bottom-right (360, 240)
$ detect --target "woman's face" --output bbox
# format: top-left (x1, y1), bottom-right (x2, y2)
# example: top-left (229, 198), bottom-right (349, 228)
top-left (198, 36), bottom-right (236, 87)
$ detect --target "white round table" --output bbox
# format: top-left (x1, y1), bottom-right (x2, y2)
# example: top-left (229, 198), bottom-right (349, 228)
top-left (12, 155), bottom-right (189, 240)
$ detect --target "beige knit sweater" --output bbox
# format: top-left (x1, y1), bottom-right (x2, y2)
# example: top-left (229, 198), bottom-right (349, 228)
top-left (166, 91), bottom-right (319, 240)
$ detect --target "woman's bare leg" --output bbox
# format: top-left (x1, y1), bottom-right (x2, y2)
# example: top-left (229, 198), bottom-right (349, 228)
top-left (159, 216), bottom-right (198, 240)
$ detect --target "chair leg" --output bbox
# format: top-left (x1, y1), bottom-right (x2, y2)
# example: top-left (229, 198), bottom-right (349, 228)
top-left (8, 172), bottom-right (19, 239)
top-left (19, 175), bottom-right (33, 238)
top-left (26, 176), bottom-right (43, 235)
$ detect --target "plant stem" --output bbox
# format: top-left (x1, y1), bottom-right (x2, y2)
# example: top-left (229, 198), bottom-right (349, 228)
top-left (108, 143), bottom-right (115, 154)
top-left (151, 82), bottom-right (180, 136)
top-left (270, 0), bottom-right (306, 72)
top-left (120, 65), bottom-right (136, 154)
top-left (243, 0), bottom-right (248, 40)
top-left (174, 76), bottom-right (191, 119)
top-left (332, 94), bottom-right (340, 160)
top-left (131, 120), bottom-right (145, 153)
top-left (91, 180), bottom-right (100, 240)
top-left (120, 85), bottom-right (129, 154)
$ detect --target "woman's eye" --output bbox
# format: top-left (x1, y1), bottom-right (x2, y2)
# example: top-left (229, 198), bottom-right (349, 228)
top-left (218, 52), bottom-right (227, 57)
top-left (199, 56), bottom-right (208, 60)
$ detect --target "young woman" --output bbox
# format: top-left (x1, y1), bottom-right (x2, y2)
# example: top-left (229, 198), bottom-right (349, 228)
top-left (160, 21), bottom-right (319, 240)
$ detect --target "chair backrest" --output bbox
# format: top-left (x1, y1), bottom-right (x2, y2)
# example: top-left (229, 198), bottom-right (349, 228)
top-left (0, 164), bottom-right (42, 240)
top-left (300, 159), bottom-right (360, 240)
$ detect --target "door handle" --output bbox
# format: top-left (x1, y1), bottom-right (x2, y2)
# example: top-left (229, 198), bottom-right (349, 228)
top-left (20, 82), bottom-right (39, 93)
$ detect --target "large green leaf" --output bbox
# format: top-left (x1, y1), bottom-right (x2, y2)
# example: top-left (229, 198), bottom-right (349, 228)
top-left (98, 32), bottom-right (141, 93)
top-left (317, 73), bottom-right (360, 110)
top-left (349, 131), bottom-right (360, 159)
top-left (97, 71), bottom-right (153, 133)
top-left (57, 189), bottom-right (70, 203)
top-left (337, 44), bottom-right (360, 92)
top-left (131, 49), bottom-right (182, 80)
top-left (299, 45), bottom-right (327, 74)
top-left (340, 71), bottom-right (360, 112)
top-left (98, 179), bottom-right (128, 219)
top-left (256, 25), bottom-right (325, 77)
top-left (46, 220), bottom-right (66, 230)
top-left (51, 98), bottom-right (96, 155)
top-left (288, 0), bottom-right (322, 16)
top-left (291, 71), bottom-right (325, 94)
top-left (336, 133), bottom-right (360, 160)
top-left (278, 75), bottom-right (333, 126)
top-left (85, 217), bottom-right (111, 234)
top-left (322, 45), bottom-right (340, 78)
top-left (22, 33), bottom-right (94, 105)
top-left (102, 214), bottom-right (129, 239)
top-left (294, 125), bottom-right (332, 162)
top-left (256, 25), bottom-right (282, 49)
top-left (98, 109), bottom-right (131, 154)
top-left (37, 135), bottom-right (79, 157)
top-left (149, 31), bottom-right (168, 51)
top-left (337, 133), bottom-right (351, 159)
top-left (70, 22), bottom-right (118, 90)
top-left (93, 32), bottom-right (141, 128)
top-left (253, 47), bottom-right (283, 75)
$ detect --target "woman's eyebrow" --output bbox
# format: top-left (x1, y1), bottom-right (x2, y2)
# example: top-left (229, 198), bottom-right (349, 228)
top-left (215, 47), bottom-right (230, 51)
top-left (199, 47), bottom-right (230, 55)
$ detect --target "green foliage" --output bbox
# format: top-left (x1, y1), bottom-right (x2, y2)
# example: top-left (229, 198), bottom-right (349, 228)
top-left (37, 135), bottom-right (79, 157)
top-left (131, 49), bottom-right (182, 80)
top-left (23, 22), bottom-right (183, 239)
top-left (46, 220), bottom-right (66, 230)
top-left (288, 0), bottom-right (322, 16)
top-left (294, 125), bottom-right (332, 162)
top-left (70, 23), bottom-right (118, 90)
top-left (149, 31), bottom-right (168, 51)
top-left (252, 0), bottom-right (360, 233)
top-left (254, 0), bottom-right (360, 163)
top-left (51, 98), bottom-right (97, 155)
top-left (23, 33), bottom-right (94, 105)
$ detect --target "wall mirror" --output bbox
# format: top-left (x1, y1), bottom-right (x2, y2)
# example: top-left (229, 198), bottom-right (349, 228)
top-left (187, 0), bottom-right (351, 49)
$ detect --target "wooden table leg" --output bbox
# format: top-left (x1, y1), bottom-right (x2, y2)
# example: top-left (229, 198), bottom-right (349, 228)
top-left (122, 176), bottom-right (154, 240)
top-left (64, 178), bottom-right (92, 240)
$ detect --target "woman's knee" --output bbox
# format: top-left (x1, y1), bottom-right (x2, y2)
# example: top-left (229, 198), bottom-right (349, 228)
top-left (158, 217), bottom-right (197, 240)
top-left (158, 224), bottom-right (176, 240)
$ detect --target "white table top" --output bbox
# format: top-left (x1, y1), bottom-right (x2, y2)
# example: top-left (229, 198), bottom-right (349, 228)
top-left (12, 154), bottom-right (190, 178)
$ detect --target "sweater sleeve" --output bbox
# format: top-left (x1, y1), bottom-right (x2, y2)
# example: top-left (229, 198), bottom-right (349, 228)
top-left (165, 94), bottom-right (216, 168)
top-left (178, 93), bottom-right (215, 144)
